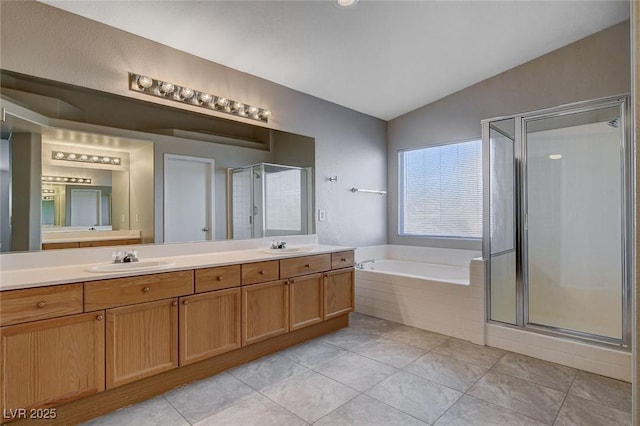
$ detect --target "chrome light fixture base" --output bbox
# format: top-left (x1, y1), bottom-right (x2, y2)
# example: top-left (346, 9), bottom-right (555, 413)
top-left (129, 73), bottom-right (271, 123)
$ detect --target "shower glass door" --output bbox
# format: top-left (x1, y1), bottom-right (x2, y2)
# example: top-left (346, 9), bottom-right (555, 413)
top-left (483, 95), bottom-right (631, 347)
top-left (524, 105), bottom-right (626, 341)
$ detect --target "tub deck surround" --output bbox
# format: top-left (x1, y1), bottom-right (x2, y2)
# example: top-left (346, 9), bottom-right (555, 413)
top-left (0, 235), bottom-right (350, 291)
top-left (354, 245), bottom-right (485, 346)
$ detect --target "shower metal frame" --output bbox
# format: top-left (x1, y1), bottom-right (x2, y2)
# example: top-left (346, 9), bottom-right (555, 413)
top-left (482, 94), bottom-right (633, 349)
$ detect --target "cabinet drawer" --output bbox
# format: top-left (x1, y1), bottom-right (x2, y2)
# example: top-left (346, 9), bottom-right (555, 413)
top-left (0, 283), bottom-right (84, 326)
top-left (85, 271), bottom-right (194, 311)
top-left (280, 254), bottom-right (331, 278)
top-left (241, 261), bottom-right (279, 285)
top-left (195, 265), bottom-right (241, 293)
top-left (331, 251), bottom-right (354, 269)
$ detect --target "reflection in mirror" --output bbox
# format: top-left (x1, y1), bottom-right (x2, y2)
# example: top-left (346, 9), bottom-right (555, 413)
top-left (0, 71), bottom-right (316, 252)
top-left (228, 163), bottom-right (312, 239)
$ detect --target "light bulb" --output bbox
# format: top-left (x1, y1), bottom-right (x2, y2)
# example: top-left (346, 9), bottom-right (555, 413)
top-left (160, 82), bottom-right (175, 95)
top-left (70, 178), bottom-right (77, 182)
top-left (55, 177), bottom-right (62, 182)
top-left (102, 157), bottom-right (111, 163)
top-left (113, 158), bottom-right (121, 164)
top-left (180, 87), bottom-right (194, 100)
top-left (262, 109), bottom-right (271, 120)
top-left (63, 178), bottom-right (69, 182)
top-left (80, 154), bottom-right (88, 161)
top-left (137, 75), bottom-right (153, 90)
top-left (247, 106), bottom-right (258, 115)
top-left (232, 102), bottom-right (243, 111)
top-left (47, 177), bottom-right (54, 181)
top-left (54, 152), bottom-right (64, 159)
top-left (216, 97), bottom-right (228, 108)
top-left (198, 93), bottom-right (212, 104)
top-left (67, 153), bottom-right (77, 160)
top-left (91, 156), bottom-right (99, 162)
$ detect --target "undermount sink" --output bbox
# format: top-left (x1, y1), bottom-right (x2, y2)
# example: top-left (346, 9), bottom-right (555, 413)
top-left (85, 260), bottom-right (176, 273)
top-left (261, 246), bottom-right (314, 254)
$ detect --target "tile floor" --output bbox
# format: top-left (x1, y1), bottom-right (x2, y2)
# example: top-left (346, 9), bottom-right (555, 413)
top-left (83, 313), bottom-right (632, 426)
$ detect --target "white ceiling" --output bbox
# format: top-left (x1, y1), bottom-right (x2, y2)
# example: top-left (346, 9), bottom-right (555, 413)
top-left (42, 0), bottom-right (630, 121)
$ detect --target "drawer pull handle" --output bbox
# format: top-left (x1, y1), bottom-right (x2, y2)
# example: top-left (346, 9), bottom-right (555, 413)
top-left (216, 276), bottom-right (223, 281)
top-left (143, 287), bottom-right (151, 292)
top-left (36, 301), bottom-right (46, 308)
top-left (96, 314), bottom-right (104, 321)
top-left (183, 300), bottom-right (189, 305)
top-left (259, 270), bottom-right (265, 275)
top-left (172, 301), bottom-right (178, 306)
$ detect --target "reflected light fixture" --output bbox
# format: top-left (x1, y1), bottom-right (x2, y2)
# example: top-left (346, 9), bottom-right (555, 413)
top-left (335, 0), bottom-right (358, 7)
top-left (42, 176), bottom-right (92, 184)
top-left (52, 151), bottom-right (121, 165)
top-left (129, 73), bottom-right (271, 123)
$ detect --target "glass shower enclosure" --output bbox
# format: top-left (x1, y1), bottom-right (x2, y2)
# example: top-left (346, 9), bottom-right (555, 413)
top-left (227, 163), bottom-right (313, 239)
top-left (482, 95), bottom-right (632, 348)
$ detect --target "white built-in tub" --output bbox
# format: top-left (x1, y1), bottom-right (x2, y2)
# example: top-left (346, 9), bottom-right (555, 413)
top-left (355, 245), bottom-right (485, 344)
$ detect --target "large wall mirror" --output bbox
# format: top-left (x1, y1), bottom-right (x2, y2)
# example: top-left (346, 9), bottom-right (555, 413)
top-left (0, 71), bottom-right (315, 252)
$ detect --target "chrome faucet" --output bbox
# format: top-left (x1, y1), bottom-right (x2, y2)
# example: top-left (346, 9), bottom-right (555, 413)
top-left (356, 259), bottom-right (375, 269)
top-left (112, 250), bottom-right (140, 263)
top-left (123, 250), bottom-right (140, 263)
top-left (270, 241), bottom-right (287, 249)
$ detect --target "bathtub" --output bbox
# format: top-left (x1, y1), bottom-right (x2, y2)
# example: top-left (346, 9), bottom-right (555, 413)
top-left (355, 245), bottom-right (486, 344)
top-left (357, 259), bottom-right (469, 285)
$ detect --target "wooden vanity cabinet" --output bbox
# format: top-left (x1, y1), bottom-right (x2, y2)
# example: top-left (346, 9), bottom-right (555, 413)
top-left (242, 280), bottom-right (289, 345)
top-left (289, 272), bottom-right (324, 331)
top-left (0, 311), bottom-right (105, 413)
top-left (105, 298), bottom-right (179, 388)
top-left (179, 288), bottom-right (241, 365)
top-left (324, 268), bottom-right (355, 320)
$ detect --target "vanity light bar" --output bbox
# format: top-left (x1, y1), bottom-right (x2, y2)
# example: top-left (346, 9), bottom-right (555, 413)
top-left (41, 176), bottom-right (92, 184)
top-left (52, 151), bottom-right (121, 165)
top-left (129, 73), bottom-right (271, 123)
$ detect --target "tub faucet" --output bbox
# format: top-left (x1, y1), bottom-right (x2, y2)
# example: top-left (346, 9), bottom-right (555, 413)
top-left (270, 241), bottom-right (287, 249)
top-left (356, 259), bottom-right (375, 269)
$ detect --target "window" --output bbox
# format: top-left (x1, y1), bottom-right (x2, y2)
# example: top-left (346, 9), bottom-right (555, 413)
top-left (399, 140), bottom-right (482, 238)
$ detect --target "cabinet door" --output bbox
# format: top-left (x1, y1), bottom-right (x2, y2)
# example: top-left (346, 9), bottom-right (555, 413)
top-left (179, 288), bottom-right (241, 366)
top-left (1, 312), bottom-right (105, 412)
top-left (106, 299), bottom-right (178, 388)
top-left (290, 273), bottom-right (323, 331)
top-left (242, 280), bottom-right (289, 345)
top-left (324, 269), bottom-right (354, 320)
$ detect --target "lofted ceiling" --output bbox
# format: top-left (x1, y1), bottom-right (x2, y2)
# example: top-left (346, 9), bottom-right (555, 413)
top-left (41, 0), bottom-right (630, 121)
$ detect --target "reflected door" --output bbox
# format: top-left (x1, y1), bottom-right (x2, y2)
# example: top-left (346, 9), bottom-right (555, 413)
top-left (70, 189), bottom-right (101, 226)
top-left (164, 155), bottom-right (214, 243)
top-left (524, 106), bottom-right (624, 339)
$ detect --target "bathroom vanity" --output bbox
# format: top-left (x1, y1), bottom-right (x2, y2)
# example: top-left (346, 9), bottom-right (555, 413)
top-left (0, 245), bottom-right (354, 425)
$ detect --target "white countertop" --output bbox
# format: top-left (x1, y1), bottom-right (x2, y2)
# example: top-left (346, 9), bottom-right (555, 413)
top-left (0, 244), bottom-right (352, 291)
top-left (42, 230), bottom-right (142, 244)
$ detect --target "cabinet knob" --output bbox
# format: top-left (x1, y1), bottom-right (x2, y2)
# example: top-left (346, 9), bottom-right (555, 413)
top-left (259, 270), bottom-right (265, 275)
top-left (290, 279), bottom-right (295, 284)
top-left (143, 287), bottom-right (150, 292)
top-left (183, 300), bottom-right (189, 305)
top-left (341, 258), bottom-right (347, 262)
top-left (216, 276), bottom-right (223, 281)
top-left (96, 314), bottom-right (104, 321)
top-left (305, 264), bottom-right (311, 268)
top-left (172, 301), bottom-right (178, 306)
top-left (36, 301), bottom-right (46, 308)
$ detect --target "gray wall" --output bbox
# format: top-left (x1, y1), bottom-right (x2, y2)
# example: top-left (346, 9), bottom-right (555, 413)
top-left (0, 1), bottom-right (388, 247)
top-left (388, 21), bottom-right (631, 249)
